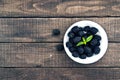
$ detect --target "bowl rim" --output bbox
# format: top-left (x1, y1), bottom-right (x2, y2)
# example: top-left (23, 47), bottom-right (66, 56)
top-left (63, 20), bottom-right (108, 64)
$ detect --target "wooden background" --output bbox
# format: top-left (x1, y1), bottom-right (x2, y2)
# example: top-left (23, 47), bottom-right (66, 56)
top-left (0, 0), bottom-right (120, 80)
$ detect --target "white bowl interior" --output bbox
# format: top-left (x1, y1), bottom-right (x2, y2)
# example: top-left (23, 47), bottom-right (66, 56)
top-left (63, 20), bottom-right (108, 64)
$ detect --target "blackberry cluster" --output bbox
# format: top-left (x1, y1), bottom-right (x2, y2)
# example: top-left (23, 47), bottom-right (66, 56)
top-left (52, 29), bottom-right (64, 51)
top-left (66, 26), bottom-right (101, 59)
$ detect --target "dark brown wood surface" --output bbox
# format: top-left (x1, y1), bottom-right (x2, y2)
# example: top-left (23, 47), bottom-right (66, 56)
top-left (0, 68), bottom-right (120, 80)
top-left (0, 0), bottom-right (120, 80)
top-left (0, 43), bottom-right (119, 67)
top-left (0, 0), bottom-right (120, 17)
top-left (0, 18), bottom-right (119, 42)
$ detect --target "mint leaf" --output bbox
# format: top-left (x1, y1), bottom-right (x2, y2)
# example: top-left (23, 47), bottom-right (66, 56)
top-left (76, 36), bottom-right (93, 47)
top-left (86, 35), bottom-right (93, 42)
top-left (76, 41), bottom-right (84, 46)
top-left (82, 37), bottom-right (86, 45)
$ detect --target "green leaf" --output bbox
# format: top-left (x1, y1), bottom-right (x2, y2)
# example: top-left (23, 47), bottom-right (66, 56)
top-left (86, 35), bottom-right (93, 42)
top-left (76, 41), bottom-right (84, 46)
top-left (82, 37), bottom-right (86, 45)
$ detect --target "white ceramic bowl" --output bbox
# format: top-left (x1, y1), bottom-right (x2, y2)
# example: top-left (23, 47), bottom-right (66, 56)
top-left (63, 20), bottom-right (108, 64)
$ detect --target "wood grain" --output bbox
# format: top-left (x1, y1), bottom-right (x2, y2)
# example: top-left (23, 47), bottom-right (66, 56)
top-left (1, 0), bottom-right (119, 79)
top-left (0, 43), bottom-right (119, 67)
top-left (0, 68), bottom-right (120, 80)
top-left (0, 0), bottom-right (120, 17)
top-left (0, 18), bottom-right (119, 42)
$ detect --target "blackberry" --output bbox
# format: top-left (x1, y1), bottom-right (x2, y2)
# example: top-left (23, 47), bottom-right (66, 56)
top-left (94, 46), bottom-right (100, 54)
top-left (72, 52), bottom-right (79, 57)
top-left (71, 26), bottom-right (80, 33)
top-left (96, 42), bottom-right (100, 46)
top-left (56, 44), bottom-right (64, 51)
top-left (78, 31), bottom-right (85, 37)
top-left (90, 27), bottom-right (98, 34)
top-left (84, 34), bottom-right (88, 38)
top-left (69, 38), bottom-right (74, 44)
top-left (84, 26), bottom-right (90, 32)
top-left (68, 32), bottom-right (75, 38)
top-left (86, 31), bottom-right (92, 35)
top-left (73, 37), bottom-right (81, 44)
top-left (94, 35), bottom-right (101, 41)
top-left (66, 42), bottom-right (73, 48)
top-left (52, 29), bottom-right (60, 36)
top-left (79, 27), bottom-right (83, 31)
top-left (69, 47), bottom-right (76, 52)
top-left (84, 46), bottom-right (92, 54)
top-left (90, 39), bottom-right (98, 46)
top-left (89, 45), bottom-right (95, 49)
top-left (86, 52), bottom-right (93, 57)
top-left (77, 47), bottom-right (84, 54)
top-left (79, 54), bottom-right (86, 59)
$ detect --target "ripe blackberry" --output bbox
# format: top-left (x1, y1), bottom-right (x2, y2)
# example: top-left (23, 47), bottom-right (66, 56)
top-left (86, 52), bottom-right (93, 57)
top-left (71, 26), bottom-right (80, 33)
top-left (86, 31), bottom-right (92, 35)
top-left (96, 42), bottom-right (100, 46)
top-left (69, 47), bottom-right (76, 52)
top-left (73, 37), bottom-right (81, 44)
top-left (84, 34), bottom-right (88, 38)
top-left (77, 47), bottom-right (84, 54)
top-left (84, 46), bottom-right (92, 54)
top-left (94, 35), bottom-right (101, 41)
top-left (89, 45), bottom-right (95, 49)
top-left (68, 32), bottom-right (75, 38)
top-left (94, 46), bottom-right (100, 54)
top-left (90, 39), bottom-right (98, 46)
top-left (79, 27), bottom-right (83, 31)
top-left (52, 29), bottom-right (60, 36)
top-left (90, 27), bottom-right (98, 34)
top-left (72, 52), bottom-right (79, 57)
top-left (79, 54), bottom-right (86, 59)
top-left (84, 26), bottom-right (90, 32)
top-left (56, 44), bottom-right (64, 51)
top-left (78, 31), bottom-right (85, 37)
top-left (66, 42), bottom-right (73, 48)
top-left (69, 38), bottom-right (74, 44)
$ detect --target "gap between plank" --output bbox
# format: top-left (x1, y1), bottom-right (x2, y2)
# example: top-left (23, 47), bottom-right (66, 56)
top-left (1, 16), bottom-right (120, 18)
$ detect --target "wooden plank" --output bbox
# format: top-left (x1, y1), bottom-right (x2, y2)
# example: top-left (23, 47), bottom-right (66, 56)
top-left (0, 18), bottom-right (119, 42)
top-left (0, 68), bottom-right (120, 80)
top-left (0, 0), bottom-right (120, 17)
top-left (0, 43), bottom-right (119, 67)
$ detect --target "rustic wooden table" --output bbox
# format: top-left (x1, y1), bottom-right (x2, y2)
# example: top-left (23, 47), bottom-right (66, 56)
top-left (0, 0), bottom-right (120, 80)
